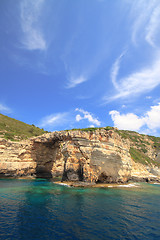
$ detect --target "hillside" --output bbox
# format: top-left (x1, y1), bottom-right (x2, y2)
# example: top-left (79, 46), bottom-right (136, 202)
top-left (69, 127), bottom-right (160, 167)
top-left (115, 128), bottom-right (160, 167)
top-left (0, 113), bottom-right (48, 141)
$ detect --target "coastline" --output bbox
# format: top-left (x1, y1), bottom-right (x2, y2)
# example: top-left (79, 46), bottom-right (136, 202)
top-left (53, 180), bottom-right (157, 188)
top-left (0, 176), bottom-right (160, 188)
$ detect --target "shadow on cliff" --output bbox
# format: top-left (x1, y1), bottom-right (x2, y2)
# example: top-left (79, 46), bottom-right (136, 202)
top-left (31, 139), bottom-right (84, 181)
top-left (62, 157), bottom-right (84, 182)
top-left (31, 141), bottom-right (60, 179)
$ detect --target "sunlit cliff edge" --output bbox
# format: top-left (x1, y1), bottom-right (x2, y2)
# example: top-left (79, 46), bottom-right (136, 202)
top-left (0, 125), bottom-right (160, 183)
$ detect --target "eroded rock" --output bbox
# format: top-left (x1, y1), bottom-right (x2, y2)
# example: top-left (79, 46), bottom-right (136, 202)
top-left (0, 128), bottom-right (160, 183)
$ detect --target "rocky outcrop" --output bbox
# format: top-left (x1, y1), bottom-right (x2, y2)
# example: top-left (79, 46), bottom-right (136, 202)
top-left (0, 128), bottom-right (160, 183)
top-left (0, 139), bottom-right (36, 177)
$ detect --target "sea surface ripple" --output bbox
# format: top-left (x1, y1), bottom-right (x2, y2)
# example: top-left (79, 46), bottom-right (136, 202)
top-left (0, 179), bottom-right (160, 240)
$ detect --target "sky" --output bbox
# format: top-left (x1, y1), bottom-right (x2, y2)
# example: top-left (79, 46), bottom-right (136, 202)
top-left (1, 0), bottom-right (160, 136)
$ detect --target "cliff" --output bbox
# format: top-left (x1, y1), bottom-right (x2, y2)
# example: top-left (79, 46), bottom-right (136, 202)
top-left (0, 128), bottom-right (160, 183)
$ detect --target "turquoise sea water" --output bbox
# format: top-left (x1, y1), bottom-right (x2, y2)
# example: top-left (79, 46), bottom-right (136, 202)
top-left (0, 179), bottom-right (160, 240)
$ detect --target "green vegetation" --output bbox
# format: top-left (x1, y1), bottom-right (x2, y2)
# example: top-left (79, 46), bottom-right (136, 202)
top-left (71, 127), bottom-right (102, 132)
top-left (70, 126), bottom-right (113, 132)
top-left (0, 113), bottom-right (48, 141)
top-left (105, 126), bottom-right (113, 131)
top-left (148, 135), bottom-right (160, 150)
top-left (115, 129), bottom-right (139, 140)
top-left (116, 129), bottom-right (151, 150)
top-left (129, 147), bottom-right (160, 167)
top-left (130, 147), bottom-right (151, 165)
top-left (115, 129), bottom-right (160, 167)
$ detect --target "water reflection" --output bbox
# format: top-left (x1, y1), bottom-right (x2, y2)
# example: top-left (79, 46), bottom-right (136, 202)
top-left (0, 179), bottom-right (160, 240)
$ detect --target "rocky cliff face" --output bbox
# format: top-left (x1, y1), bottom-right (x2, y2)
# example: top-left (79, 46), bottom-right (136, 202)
top-left (0, 128), bottom-right (160, 183)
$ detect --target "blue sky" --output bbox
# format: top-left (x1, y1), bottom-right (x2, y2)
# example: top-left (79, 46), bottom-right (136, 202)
top-left (1, 0), bottom-right (160, 136)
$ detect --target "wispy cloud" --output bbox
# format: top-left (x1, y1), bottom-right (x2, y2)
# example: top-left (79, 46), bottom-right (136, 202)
top-left (109, 102), bottom-right (160, 135)
top-left (75, 108), bottom-right (101, 126)
top-left (145, 5), bottom-right (160, 48)
top-left (146, 96), bottom-right (152, 100)
top-left (39, 112), bottom-right (69, 129)
top-left (0, 103), bottom-right (12, 114)
top-left (106, 1), bottom-right (160, 102)
top-left (39, 108), bottom-right (101, 131)
top-left (131, 0), bottom-right (160, 47)
top-left (66, 75), bottom-right (87, 89)
top-left (106, 52), bottom-right (160, 101)
top-left (20, 0), bottom-right (46, 51)
top-left (110, 51), bottom-right (126, 90)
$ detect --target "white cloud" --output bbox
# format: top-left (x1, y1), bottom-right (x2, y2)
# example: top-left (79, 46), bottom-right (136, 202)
top-left (0, 104), bottom-right (12, 114)
top-left (108, 53), bottom-right (160, 101)
top-left (145, 103), bottom-right (160, 129)
top-left (109, 103), bottom-right (160, 134)
top-left (20, 0), bottom-right (46, 50)
top-left (39, 109), bottom-right (101, 131)
top-left (109, 110), bottom-right (145, 131)
top-left (39, 112), bottom-right (69, 128)
top-left (76, 114), bottom-right (83, 122)
top-left (66, 75), bottom-right (87, 88)
top-left (75, 108), bottom-right (101, 126)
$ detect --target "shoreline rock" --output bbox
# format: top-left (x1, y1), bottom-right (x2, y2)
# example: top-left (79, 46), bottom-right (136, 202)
top-left (0, 129), bottom-right (160, 184)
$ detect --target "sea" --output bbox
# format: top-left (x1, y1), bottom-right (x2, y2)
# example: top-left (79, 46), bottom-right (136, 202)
top-left (0, 179), bottom-right (160, 240)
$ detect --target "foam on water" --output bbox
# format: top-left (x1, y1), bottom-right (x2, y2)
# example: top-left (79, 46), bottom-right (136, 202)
top-left (54, 182), bottom-right (71, 187)
top-left (117, 183), bottom-right (140, 188)
top-left (108, 183), bottom-right (140, 188)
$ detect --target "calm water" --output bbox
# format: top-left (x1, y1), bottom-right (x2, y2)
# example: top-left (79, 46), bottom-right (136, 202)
top-left (0, 179), bottom-right (160, 240)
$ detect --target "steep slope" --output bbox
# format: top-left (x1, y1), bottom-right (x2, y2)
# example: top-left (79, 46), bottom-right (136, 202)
top-left (0, 114), bottom-right (47, 141)
top-left (115, 129), bottom-right (160, 167)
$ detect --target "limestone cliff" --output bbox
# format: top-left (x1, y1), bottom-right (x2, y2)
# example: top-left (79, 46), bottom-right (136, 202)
top-left (0, 128), bottom-right (160, 183)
